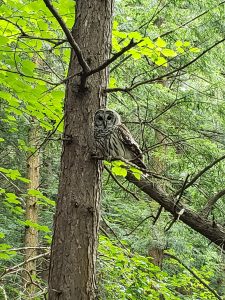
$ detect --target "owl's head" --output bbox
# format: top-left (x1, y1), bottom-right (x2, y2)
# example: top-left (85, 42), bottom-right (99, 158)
top-left (94, 109), bottom-right (121, 129)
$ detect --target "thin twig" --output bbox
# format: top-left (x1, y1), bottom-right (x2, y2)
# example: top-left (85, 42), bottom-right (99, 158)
top-left (106, 38), bottom-right (225, 93)
top-left (125, 214), bottom-right (155, 236)
top-left (0, 172), bottom-right (23, 193)
top-left (201, 188), bottom-right (225, 217)
top-left (175, 154), bottom-right (225, 196)
top-left (164, 252), bottom-right (223, 300)
top-left (1, 252), bottom-right (49, 278)
top-left (104, 165), bottom-right (140, 201)
top-left (0, 68), bottom-right (57, 85)
top-left (87, 39), bottom-right (141, 77)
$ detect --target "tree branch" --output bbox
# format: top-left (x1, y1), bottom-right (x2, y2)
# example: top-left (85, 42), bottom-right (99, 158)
top-left (19, 34), bottom-right (67, 46)
top-left (106, 38), bottom-right (225, 93)
top-left (0, 252), bottom-right (49, 278)
top-left (0, 68), bottom-right (57, 85)
top-left (126, 173), bottom-right (225, 249)
top-left (125, 214), bottom-right (155, 236)
top-left (164, 252), bottom-right (223, 300)
top-left (86, 39), bottom-right (141, 76)
top-left (201, 188), bottom-right (225, 217)
top-left (159, 0), bottom-right (225, 40)
top-left (104, 165), bottom-right (140, 201)
top-left (42, 0), bottom-right (90, 73)
top-left (0, 17), bottom-right (27, 36)
top-left (175, 154), bottom-right (225, 196)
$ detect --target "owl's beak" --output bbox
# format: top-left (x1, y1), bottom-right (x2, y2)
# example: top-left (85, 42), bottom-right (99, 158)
top-left (103, 120), bottom-right (107, 128)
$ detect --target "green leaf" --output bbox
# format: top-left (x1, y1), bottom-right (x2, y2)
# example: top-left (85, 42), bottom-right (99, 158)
top-left (143, 37), bottom-right (155, 49)
top-left (155, 56), bottom-right (168, 66)
top-left (183, 41), bottom-right (191, 47)
top-left (130, 167), bottom-right (142, 180)
top-left (155, 37), bottom-right (167, 48)
top-left (112, 160), bottom-right (127, 167)
top-left (23, 220), bottom-right (51, 233)
top-left (109, 77), bottom-right (117, 88)
top-left (128, 31), bottom-right (142, 41)
top-left (21, 60), bottom-right (36, 75)
top-left (0, 233), bottom-right (5, 239)
top-left (0, 36), bottom-right (9, 46)
top-left (0, 138), bottom-right (4, 142)
top-left (5, 193), bottom-right (20, 204)
top-left (176, 47), bottom-right (185, 53)
top-left (161, 48), bottom-right (177, 57)
top-left (27, 189), bottom-right (55, 206)
top-left (112, 166), bottom-right (127, 177)
top-left (44, 235), bottom-right (52, 244)
top-left (190, 47), bottom-right (201, 53)
top-left (175, 40), bottom-right (183, 47)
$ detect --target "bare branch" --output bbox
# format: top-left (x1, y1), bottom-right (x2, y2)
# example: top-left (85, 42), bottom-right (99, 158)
top-left (175, 174), bottom-right (190, 205)
top-left (42, 0), bottom-right (90, 73)
top-left (0, 17), bottom-right (27, 36)
top-left (125, 214), bottom-right (155, 236)
top-left (106, 38), bottom-right (225, 93)
top-left (126, 172), bottom-right (225, 249)
top-left (104, 165), bottom-right (140, 201)
top-left (0, 68), bottom-right (57, 85)
top-left (87, 39), bottom-right (141, 76)
top-left (101, 216), bottom-right (128, 251)
top-left (0, 286), bottom-right (7, 300)
top-left (175, 154), bottom-right (225, 196)
top-left (152, 205), bottom-right (163, 225)
top-left (164, 252), bottom-right (223, 300)
top-left (201, 188), bottom-right (225, 217)
top-left (0, 246), bottom-right (49, 252)
top-left (1, 252), bottom-right (49, 278)
top-left (19, 35), bottom-right (67, 46)
top-left (0, 171), bottom-right (23, 193)
top-left (159, 1), bottom-right (225, 40)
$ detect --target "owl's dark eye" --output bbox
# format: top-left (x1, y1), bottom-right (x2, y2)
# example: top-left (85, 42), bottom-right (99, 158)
top-left (98, 116), bottom-right (103, 121)
top-left (107, 115), bottom-right (112, 120)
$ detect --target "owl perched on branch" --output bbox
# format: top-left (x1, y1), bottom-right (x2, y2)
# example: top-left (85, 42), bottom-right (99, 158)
top-left (94, 109), bottom-right (146, 169)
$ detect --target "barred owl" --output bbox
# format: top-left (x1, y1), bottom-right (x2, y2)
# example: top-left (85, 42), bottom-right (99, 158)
top-left (94, 109), bottom-right (146, 169)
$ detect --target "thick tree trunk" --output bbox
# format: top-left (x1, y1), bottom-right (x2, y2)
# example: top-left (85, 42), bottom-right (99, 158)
top-left (23, 119), bottom-right (40, 295)
top-left (48, 1), bottom-right (113, 299)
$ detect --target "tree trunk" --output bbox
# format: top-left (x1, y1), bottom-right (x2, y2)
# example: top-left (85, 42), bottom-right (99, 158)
top-left (48, 1), bottom-right (114, 299)
top-left (23, 119), bottom-right (40, 295)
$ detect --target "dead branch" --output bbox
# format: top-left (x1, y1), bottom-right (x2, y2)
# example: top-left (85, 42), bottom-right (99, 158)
top-left (164, 252), bottom-right (223, 300)
top-left (1, 252), bottom-right (49, 278)
top-left (201, 188), bottom-right (225, 217)
top-left (125, 214), bottom-right (155, 236)
top-left (126, 172), bottom-right (225, 249)
top-left (175, 154), bottom-right (225, 196)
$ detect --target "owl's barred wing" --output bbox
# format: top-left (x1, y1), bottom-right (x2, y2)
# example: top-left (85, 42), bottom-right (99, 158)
top-left (117, 124), bottom-right (143, 158)
top-left (117, 124), bottom-right (146, 169)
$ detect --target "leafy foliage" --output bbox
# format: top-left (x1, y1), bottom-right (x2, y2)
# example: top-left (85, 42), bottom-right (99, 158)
top-left (0, 0), bottom-right (225, 298)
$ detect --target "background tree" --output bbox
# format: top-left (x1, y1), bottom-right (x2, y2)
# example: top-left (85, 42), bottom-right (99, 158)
top-left (0, 0), bottom-right (225, 299)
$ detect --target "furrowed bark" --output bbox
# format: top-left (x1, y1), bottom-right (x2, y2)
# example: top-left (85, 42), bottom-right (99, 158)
top-left (48, 1), bottom-right (114, 299)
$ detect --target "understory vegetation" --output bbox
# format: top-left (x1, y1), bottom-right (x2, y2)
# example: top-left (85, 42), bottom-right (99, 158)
top-left (0, 0), bottom-right (225, 299)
